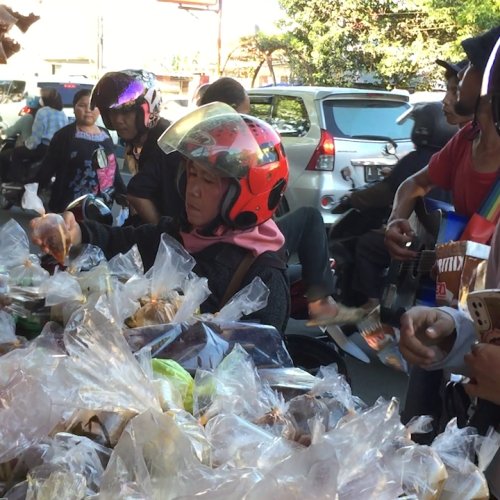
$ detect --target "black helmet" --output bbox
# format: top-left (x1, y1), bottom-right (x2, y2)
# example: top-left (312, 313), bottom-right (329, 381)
top-left (90, 69), bottom-right (162, 134)
top-left (411, 101), bottom-right (458, 150)
top-left (66, 194), bottom-right (113, 225)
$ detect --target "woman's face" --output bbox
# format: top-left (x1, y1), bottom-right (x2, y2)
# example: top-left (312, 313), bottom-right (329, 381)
top-left (108, 108), bottom-right (138, 141)
top-left (185, 161), bottom-right (228, 229)
top-left (74, 95), bottom-right (99, 127)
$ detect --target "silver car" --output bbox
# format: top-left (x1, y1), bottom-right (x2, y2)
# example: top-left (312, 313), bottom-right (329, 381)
top-left (248, 86), bottom-right (414, 225)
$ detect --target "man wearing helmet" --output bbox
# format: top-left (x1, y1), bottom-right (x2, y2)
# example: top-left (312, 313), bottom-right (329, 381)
top-left (90, 69), bottom-right (184, 224)
top-left (30, 103), bottom-right (290, 333)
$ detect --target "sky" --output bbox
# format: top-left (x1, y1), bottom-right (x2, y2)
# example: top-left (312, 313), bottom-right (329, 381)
top-left (5, 0), bottom-right (285, 76)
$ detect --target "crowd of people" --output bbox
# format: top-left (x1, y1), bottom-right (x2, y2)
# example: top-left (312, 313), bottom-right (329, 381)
top-left (1, 20), bottom-right (500, 498)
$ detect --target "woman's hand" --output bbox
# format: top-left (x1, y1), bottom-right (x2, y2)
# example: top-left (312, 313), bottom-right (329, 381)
top-left (464, 343), bottom-right (500, 405)
top-left (384, 218), bottom-right (418, 260)
top-left (29, 211), bottom-right (82, 261)
top-left (399, 306), bottom-right (456, 366)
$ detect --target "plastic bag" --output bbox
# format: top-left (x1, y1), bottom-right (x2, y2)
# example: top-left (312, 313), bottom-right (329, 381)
top-left (0, 219), bottom-right (49, 286)
top-left (0, 309), bottom-right (17, 344)
top-left (108, 244), bottom-right (144, 281)
top-left (98, 409), bottom-right (206, 499)
top-left (24, 433), bottom-right (111, 497)
top-left (24, 184), bottom-right (71, 266)
top-left (125, 320), bottom-right (293, 373)
top-left (146, 233), bottom-right (196, 298)
top-left (213, 277), bottom-right (270, 322)
top-left (431, 419), bottom-right (490, 499)
top-left (152, 359), bottom-right (194, 413)
top-left (66, 244), bottom-right (107, 274)
top-left (63, 308), bottom-right (160, 414)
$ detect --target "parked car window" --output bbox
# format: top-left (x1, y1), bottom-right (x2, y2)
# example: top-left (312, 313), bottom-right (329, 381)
top-left (323, 99), bottom-right (412, 140)
top-left (0, 80), bottom-right (26, 103)
top-left (273, 96), bottom-right (310, 137)
top-left (250, 95), bottom-right (310, 137)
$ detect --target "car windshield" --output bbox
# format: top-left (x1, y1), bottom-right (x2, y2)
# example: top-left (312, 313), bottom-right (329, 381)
top-left (37, 82), bottom-right (95, 107)
top-left (323, 99), bottom-right (413, 141)
top-left (0, 80), bottom-right (26, 103)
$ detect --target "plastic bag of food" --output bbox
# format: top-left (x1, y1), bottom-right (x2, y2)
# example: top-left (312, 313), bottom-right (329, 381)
top-left (23, 185), bottom-right (71, 266)
top-left (152, 359), bottom-right (194, 412)
top-left (98, 409), bottom-right (205, 499)
top-left (431, 418), bottom-right (490, 499)
top-left (244, 440), bottom-right (340, 499)
top-left (193, 344), bottom-right (283, 425)
top-left (66, 244), bottom-right (107, 274)
top-left (25, 432), bottom-right (110, 497)
top-left (147, 233), bottom-right (196, 298)
top-left (172, 273), bottom-right (210, 324)
top-left (63, 308), bottom-right (160, 414)
top-left (205, 413), bottom-right (298, 469)
top-left (0, 219), bottom-right (49, 286)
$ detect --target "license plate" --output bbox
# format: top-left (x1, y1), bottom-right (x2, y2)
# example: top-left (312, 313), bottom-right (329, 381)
top-left (364, 165), bottom-right (383, 182)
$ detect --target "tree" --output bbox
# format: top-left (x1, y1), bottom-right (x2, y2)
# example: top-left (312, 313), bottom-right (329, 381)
top-left (277, 0), bottom-right (500, 89)
top-left (224, 32), bottom-right (289, 86)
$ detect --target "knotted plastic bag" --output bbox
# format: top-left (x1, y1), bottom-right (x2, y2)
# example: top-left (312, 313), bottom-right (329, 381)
top-left (23, 183), bottom-right (71, 265)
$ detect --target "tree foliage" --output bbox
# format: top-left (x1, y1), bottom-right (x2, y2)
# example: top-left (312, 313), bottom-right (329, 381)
top-left (276, 0), bottom-right (500, 89)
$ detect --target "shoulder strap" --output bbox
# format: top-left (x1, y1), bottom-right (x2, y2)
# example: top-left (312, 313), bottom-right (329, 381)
top-left (219, 250), bottom-right (257, 309)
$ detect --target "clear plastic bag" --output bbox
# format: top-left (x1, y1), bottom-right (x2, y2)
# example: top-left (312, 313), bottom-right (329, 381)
top-left (0, 309), bottom-right (17, 344)
top-left (63, 308), bottom-right (160, 414)
top-left (108, 244), bottom-right (144, 281)
top-left (66, 244), bottom-right (107, 274)
top-left (29, 213), bottom-right (71, 266)
top-left (125, 320), bottom-right (292, 373)
top-left (98, 409), bottom-right (206, 499)
top-left (0, 219), bottom-right (49, 286)
top-left (431, 418), bottom-right (490, 500)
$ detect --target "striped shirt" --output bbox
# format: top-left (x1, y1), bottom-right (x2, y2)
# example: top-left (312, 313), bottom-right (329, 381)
top-left (25, 106), bottom-right (68, 150)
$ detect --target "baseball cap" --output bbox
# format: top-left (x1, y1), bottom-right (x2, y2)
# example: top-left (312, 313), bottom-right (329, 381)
top-left (435, 59), bottom-right (468, 76)
top-left (461, 26), bottom-right (500, 73)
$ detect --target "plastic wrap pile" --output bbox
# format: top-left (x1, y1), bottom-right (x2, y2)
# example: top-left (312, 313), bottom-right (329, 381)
top-left (0, 219), bottom-right (498, 500)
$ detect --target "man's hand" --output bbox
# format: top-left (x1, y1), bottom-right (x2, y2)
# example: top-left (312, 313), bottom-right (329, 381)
top-left (399, 306), bottom-right (456, 366)
top-left (384, 218), bottom-right (418, 260)
top-left (464, 343), bottom-right (500, 405)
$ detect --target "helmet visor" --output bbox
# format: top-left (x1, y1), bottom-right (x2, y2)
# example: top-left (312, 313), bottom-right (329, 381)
top-left (91, 71), bottom-right (146, 111)
top-left (157, 102), bottom-right (264, 178)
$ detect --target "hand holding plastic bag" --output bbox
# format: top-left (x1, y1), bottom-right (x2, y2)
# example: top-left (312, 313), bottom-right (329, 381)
top-left (24, 185), bottom-right (71, 265)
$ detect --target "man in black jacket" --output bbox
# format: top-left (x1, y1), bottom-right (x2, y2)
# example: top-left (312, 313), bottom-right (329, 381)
top-left (90, 70), bottom-right (184, 224)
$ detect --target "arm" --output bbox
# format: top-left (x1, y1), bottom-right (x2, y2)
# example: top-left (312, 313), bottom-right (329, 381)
top-left (127, 194), bottom-right (161, 224)
top-left (384, 167), bottom-right (434, 259)
top-left (399, 305), bottom-right (476, 372)
top-left (35, 128), bottom-right (63, 187)
top-left (243, 264), bottom-right (290, 334)
top-left (24, 109), bottom-right (45, 150)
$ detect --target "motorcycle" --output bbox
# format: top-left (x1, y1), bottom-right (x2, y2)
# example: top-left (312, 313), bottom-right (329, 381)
top-left (0, 134), bottom-right (46, 210)
top-left (66, 146), bottom-right (126, 225)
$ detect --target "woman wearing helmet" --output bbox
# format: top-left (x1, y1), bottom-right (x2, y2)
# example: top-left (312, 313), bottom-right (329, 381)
top-left (90, 69), bottom-right (184, 224)
top-left (30, 103), bottom-right (290, 332)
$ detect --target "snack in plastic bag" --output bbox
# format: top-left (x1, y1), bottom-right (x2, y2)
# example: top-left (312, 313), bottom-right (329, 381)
top-left (30, 214), bottom-right (71, 266)
top-left (125, 293), bottom-right (183, 328)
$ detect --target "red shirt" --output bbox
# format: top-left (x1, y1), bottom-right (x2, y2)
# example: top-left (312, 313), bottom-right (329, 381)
top-left (428, 122), bottom-right (498, 217)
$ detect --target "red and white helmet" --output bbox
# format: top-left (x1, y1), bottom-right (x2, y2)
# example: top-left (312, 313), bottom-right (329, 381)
top-left (90, 69), bottom-right (162, 133)
top-left (158, 102), bottom-right (288, 229)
